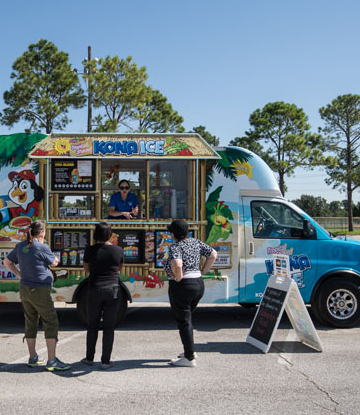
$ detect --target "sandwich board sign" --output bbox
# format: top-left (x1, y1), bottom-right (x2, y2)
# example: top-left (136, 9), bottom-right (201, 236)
top-left (246, 255), bottom-right (323, 353)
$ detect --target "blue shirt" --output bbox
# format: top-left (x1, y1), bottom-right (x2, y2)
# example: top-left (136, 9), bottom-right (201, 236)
top-left (7, 240), bottom-right (55, 287)
top-left (108, 191), bottom-right (139, 219)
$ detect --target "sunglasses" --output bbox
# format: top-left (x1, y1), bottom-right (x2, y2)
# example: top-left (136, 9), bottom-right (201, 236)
top-left (120, 186), bottom-right (130, 190)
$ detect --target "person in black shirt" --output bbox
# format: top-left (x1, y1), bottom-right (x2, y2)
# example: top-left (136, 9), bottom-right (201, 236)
top-left (81, 222), bottom-right (124, 369)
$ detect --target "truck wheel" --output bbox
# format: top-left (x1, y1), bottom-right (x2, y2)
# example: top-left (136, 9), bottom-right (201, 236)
top-left (315, 278), bottom-right (360, 328)
top-left (76, 288), bottom-right (128, 327)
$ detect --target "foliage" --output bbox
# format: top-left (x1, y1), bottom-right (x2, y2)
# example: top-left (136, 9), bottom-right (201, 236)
top-left (206, 147), bottom-right (251, 190)
top-left (231, 101), bottom-right (334, 196)
top-left (191, 126), bottom-right (219, 146)
top-left (83, 55), bottom-right (150, 132)
top-left (291, 195), bottom-right (330, 217)
top-left (132, 87), bottom-right (184, 133)
top-left (319, 94), bottom-right (360, 231)
top-left (0, 39), bottom-right (86, 133)
top-left (0, 133), bottom-right (46, 168)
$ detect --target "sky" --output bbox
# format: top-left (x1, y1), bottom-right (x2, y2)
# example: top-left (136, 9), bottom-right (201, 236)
top-left (1, 0), bottom-right (360, 203)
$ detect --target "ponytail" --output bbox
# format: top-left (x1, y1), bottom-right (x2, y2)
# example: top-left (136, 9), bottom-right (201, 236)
top-left (27, 220), bottom-right (46, 248)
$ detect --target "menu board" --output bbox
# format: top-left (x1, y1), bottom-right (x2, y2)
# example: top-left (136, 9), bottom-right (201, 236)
top-left (115, 230), bottom-right (145, 264)
top-left (51, 229), bottom-right (90, 267)
top-left (51, 159), bottom-right (96, 191)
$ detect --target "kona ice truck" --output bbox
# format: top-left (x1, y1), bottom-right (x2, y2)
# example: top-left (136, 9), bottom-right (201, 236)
top-left (1, 132), bottom-right (360, 328)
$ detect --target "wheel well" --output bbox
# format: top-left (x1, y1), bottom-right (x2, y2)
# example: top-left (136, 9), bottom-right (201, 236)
top-left (310, 270), bottom-right (360, 304)
top-left (72, 279), bottom-right (132, 303)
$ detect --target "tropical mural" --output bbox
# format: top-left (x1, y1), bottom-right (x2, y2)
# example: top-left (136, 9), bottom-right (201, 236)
top-left (0, 133), bottom-right (46, 242)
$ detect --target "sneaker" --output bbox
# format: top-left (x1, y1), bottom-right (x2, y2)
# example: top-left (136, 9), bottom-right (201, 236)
top-left (46, 357), bottom-right (71, 371)
top-left (169, 357), bottom-right (196, 367)
top-left (28, 354), bottom-right (45, 367)
top-left (101, 361), bottom-right (115, 370)
top-left (175, 352), bottom-right (198, 360)
top-left (81, 358), bottom-right (94, 366)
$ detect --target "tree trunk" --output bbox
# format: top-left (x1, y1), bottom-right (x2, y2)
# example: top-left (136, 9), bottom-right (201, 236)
top-left (348, 184), bottom-right (353, 232)
top-left (279, 172), bottom-right (285, 196)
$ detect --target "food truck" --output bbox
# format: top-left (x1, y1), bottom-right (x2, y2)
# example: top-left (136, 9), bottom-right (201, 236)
top-left (1, 132), bottom-right (360, 328)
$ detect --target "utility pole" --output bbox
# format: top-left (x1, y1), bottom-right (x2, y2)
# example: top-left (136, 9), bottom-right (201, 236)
top-left (87, 46), bottom-right (92, 133)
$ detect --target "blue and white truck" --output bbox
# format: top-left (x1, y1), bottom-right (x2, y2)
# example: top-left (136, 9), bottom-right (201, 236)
top-left (0, 132), bottom-right (359, 328)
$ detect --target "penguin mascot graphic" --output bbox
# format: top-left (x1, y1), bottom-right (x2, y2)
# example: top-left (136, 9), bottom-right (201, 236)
top-left (0, 170), bottom-right (44, 224)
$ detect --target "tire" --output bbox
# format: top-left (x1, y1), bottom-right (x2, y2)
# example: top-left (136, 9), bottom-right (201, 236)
top-left (239, 303), bottom-right (256, 309)
top-left (76, 287), bottom-right (128, 327)
top-left (314, 278), bottom-right (360, 328)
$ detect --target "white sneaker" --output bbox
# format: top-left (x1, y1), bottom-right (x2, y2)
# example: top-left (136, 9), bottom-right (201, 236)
top-left (176, 352), bottom-right (198, 360)
top-left (169, 357), bottom-right (196, 367)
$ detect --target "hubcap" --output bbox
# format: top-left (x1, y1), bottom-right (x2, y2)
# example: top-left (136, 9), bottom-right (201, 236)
top-left (327, 289), bottom-right (357, 320)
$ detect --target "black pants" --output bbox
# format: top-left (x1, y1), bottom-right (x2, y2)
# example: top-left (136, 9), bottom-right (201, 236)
top-left (86, 286), bottom-right (120, 364)
top-left (168, 277), bottom-right (205, 360)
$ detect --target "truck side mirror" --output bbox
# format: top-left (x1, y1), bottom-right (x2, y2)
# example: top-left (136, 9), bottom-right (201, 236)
top-left (302, 219), bottom-right (312, 236)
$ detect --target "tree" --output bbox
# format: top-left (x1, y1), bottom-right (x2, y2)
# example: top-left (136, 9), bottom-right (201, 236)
top-left (83, 55), bottom-right (150, 132)
top-left (0, 39), bottom-right (86, 133)
top-left (133, 87), bottom-right (184, 133)
top-left (319, 94), bottom-right (360, 231)
top-left (191, 126), bottom-right (220, 146)
top-left (229, 133), bottom-right (264, 157)
top-left (230, 102), bottom-right (334, 196)
top-left (328, 200), bottom-right (346, 217)
top-left (291, 194), bottom-right (330, 217)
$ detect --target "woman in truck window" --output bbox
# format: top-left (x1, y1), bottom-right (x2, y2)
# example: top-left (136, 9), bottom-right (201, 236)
top-left (108, 179), bottom-right (139, 220)
top-left (164, 219), bottom-right (217, 367)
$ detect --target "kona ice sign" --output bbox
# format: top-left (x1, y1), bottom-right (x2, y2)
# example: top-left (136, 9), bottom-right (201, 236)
top-left (30, 133), bottom-right (220, 159)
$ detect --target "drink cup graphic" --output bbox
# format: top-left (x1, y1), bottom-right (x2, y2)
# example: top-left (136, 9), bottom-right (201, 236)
top-left (78, 250), bottom-right (85, 264)
top-left (61, 252), bottom-right (68, 265)
top-left (70, 250), bottom-right (77, 266)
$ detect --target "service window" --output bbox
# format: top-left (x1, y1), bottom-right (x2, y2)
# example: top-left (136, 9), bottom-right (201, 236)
top-left (58, 195), bottom-right (95, 219)
top-left (101, 160), bottom-right (146, 219)
top-left (149, 160), bottom-right (193, 219)
top-left (251, 201), bottom-right (309, 238)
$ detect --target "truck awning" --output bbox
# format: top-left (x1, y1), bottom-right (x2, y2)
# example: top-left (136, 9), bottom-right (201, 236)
top-left (29, 133), bottom-right (221, 160)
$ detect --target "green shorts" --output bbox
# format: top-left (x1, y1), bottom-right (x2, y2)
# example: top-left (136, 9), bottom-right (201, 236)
top-left (20, 285), bottom-right (59, 340)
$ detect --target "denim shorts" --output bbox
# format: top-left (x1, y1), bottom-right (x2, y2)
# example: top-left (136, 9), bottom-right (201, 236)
top-left (20, 285), bottom-right (59, 339)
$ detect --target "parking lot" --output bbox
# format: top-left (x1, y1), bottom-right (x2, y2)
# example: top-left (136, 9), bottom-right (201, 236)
top-left (1, 302), bottom-right (360, 415)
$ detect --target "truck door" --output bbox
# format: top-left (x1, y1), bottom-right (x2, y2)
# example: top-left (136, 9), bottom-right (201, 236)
top-left (242, 197), bottom-right (318, 302)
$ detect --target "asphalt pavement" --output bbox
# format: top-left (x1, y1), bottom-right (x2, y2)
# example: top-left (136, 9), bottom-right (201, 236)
top-left (1, 302), bottom-right (360, 415)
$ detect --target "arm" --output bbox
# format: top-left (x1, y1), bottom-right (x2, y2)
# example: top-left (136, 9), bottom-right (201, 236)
top-left (3, 257), bottom-right (21, 279)
top-left (201, 249), bottom-right (217, 276)
top-left (171, 258), bottom-right (183, 282)
top-left (83, 262), bottom-right (90, 274)
top-left (109, 206), bottom-right (133, 219)
top-left (50, 256), bottom-right (59, 267)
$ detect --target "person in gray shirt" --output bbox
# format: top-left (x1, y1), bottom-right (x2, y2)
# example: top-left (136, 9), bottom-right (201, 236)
top-left (4, 220), bottom-right (70, 371)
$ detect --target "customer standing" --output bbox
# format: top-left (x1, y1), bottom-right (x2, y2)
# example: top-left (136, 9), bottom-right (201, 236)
top-left (164, 219), bottom-right (217, 367)
top-left (4, 220), bottom-right (70, 371)
top-left (82, 222), bottom-right (124, 369)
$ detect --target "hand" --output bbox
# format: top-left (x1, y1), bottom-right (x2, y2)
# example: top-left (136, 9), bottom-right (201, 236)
top-left (132, 206), bottom-right (139, 216)
top-left (123, 212), bottom-right (132, 219)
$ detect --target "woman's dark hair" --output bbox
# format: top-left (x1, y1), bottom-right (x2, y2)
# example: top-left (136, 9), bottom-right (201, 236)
top-left (167, 219), bottom-right (189, 241)
top-left (94, 222), bottom-right (112, 243)
top-left (118, 179), bottom-right (130, 188)
top-left (27, 219), bottom-right (46, 247)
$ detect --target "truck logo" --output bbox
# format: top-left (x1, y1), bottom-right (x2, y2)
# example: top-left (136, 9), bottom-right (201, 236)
top-left (265, 255), bottom-right (311, 288)
top-left (93, 140), bottom-right (165, 156)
